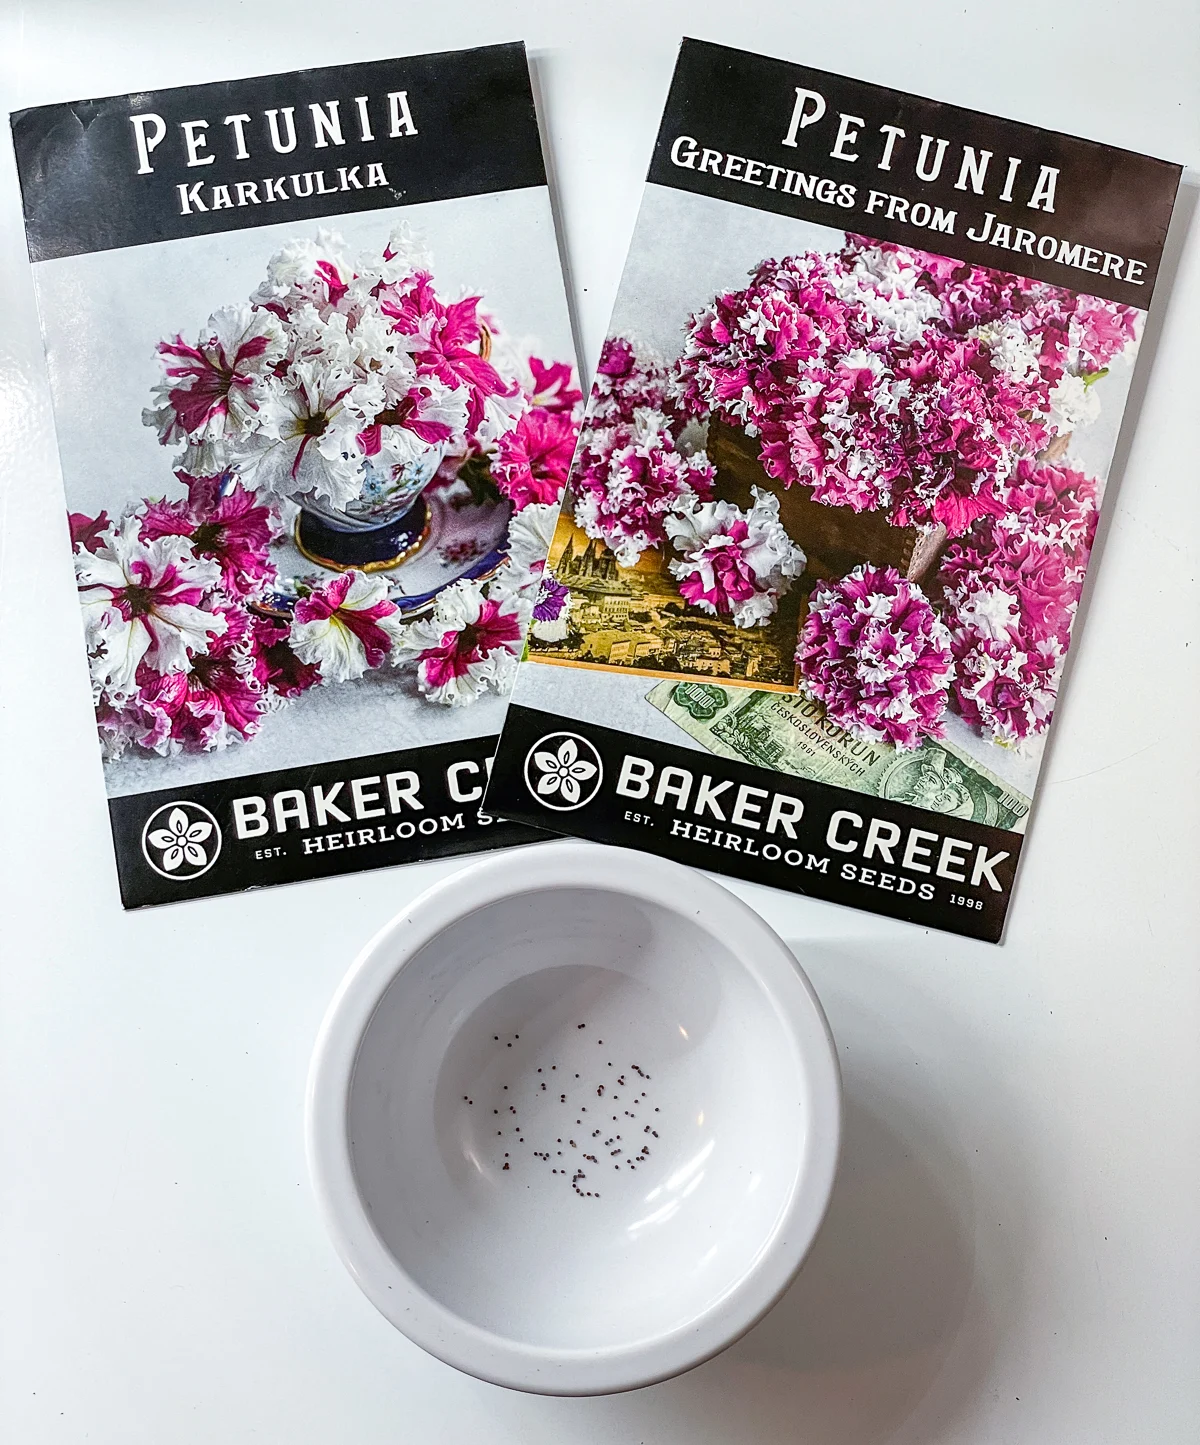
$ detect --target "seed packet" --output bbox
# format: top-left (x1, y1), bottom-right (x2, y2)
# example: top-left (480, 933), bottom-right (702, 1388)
top-left (12, 44), bottom-right (579, 906)
top-left (485, 38), bottom-right (1180, 942)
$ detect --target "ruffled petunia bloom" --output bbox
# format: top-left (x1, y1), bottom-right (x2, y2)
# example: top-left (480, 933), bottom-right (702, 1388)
top-left (528, 357), bottom-right (583, 414)
top-left (797, 565), bottom-right (954, 750)
top-left (143, 304), bottom-right (286, 476)
top-left (504, 500), bottom-right (562, 575)
top-left (250, 361), bottom-right (381, 511)
top-left (248, 612), bottom-right (323, 699)
top-left (378, 274), bottom-right (518, 441)
top-left (666, 487), bottom-right (806, 627)
top-left (670, 241), bottom-right (1131, 539)
top-left (573, 412), bottom-right (715, 568)
top-left (588, 336), bottom-right (674, 428)
top-left (140, 473), bottom-right (276, 601)
top-left (289, 570), bottom-right (406, 684)
top-left (250, 229), bottom-right (357, 319)
top-left (391, 577), bottom-right (525, 705)
top-left (69, 510), bottom-right (112, 554)
top-left (491, 408), bottom-right (578, 509)
top-left (76, 514), bottom-right (226, 698)
top-left (131, 605), bottom-right (266, 753)
top-left (948, 631), bottom-right (1063, 745)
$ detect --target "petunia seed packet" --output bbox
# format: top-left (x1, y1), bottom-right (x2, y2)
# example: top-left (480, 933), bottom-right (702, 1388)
top-left (485, 38), bottom-right (1181, 943)
top-left (12, 44), bottom-right (579, 906)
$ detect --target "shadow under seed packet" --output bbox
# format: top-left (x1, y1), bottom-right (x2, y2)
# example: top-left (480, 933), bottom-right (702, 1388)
top-left (12, 43), bottom-right (579, 907)
top-left (485, 37), bottom-right (1181, 943)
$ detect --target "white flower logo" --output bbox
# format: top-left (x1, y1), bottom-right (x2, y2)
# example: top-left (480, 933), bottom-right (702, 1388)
top-left (524, 733), bottom-right (603, 812)
top-left (141, 801), bottom-right (222, 880)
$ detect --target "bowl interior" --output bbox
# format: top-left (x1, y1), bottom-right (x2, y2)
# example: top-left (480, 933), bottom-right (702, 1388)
top-left (347, 885), bottom-right (814, 1353)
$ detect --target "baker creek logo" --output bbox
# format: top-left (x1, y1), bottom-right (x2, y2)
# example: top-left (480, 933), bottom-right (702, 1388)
top-left (524, 733), bottom-right (604, 811)
top-left (141, 801), bottom-right (223, 881)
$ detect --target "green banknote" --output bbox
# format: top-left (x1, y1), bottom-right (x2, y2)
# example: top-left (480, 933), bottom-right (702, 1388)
top-left (647, 681), bottom-right (1031, 833)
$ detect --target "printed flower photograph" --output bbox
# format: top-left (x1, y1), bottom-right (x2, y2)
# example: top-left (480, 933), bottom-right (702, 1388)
top-left (528, 205), bottom-right (1138, 776)
top-left (49, 201), bottom-right (580, 783)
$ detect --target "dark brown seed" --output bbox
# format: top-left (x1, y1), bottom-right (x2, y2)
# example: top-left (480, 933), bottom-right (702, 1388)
top-left (502, 1163), bottom-right (509, 1170)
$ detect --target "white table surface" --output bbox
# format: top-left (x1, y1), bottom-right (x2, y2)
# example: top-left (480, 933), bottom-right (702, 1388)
top-left (1, 3), bottom-right (1197, 1441)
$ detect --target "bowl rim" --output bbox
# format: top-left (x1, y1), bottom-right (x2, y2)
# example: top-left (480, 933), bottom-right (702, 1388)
top-left (305, 839), bottom-right (841, 1396)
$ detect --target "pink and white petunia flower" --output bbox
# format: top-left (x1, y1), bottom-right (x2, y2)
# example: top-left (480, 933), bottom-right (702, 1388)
top-left (131, 605), bottom-right (267, 754)
top-left (573, 411), bottom-right (715, 568)
top-left (503, 500), bottom-right (562, 575)
top-left (379, 274), bottom-right (517, 440)
top-left (140, 473), bottom-right (276, 601)
top-left (249, 613), bottom-right (323, 699)
top-left (69, 510), bottom-right (112, 554)
top-left (491, 408), bottom-right (577, 509)
top-left (356, 373), bottom-right (469, 474)
top-left (527, 357), bottom-right (583, 415)
top-left (251, 229), bottom-right (357, 319)
top-left (949, 632), bottom-right (1063, 745)
top-left (250, 361), bottom-right (380, 510)
top-left (76, 514), bottom-right (226, 698)
top-left (391, 577), bottom-right (525, 706)
top-left (143, 304), bottom-right (285, 476)
top-left (289, 570), bottom-right (406, 684)
top-left (666, 487), bottom-right (806, 627)
top-left (797, 565), bottom-right (954, 750)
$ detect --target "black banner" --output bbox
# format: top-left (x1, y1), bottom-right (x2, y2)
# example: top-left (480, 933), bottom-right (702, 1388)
top-left (488, 705), bottom-right (1023, 943)
top-left (109, 735), bottom-right (542, 909)
top-left (12, 43), bottom-right (545, 261)
top-left (647, 39), bottom-right (1180, 307)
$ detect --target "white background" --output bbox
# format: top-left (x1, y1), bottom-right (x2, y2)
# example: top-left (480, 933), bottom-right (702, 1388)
top-left (0, 3), bottom-right (1197, 1443)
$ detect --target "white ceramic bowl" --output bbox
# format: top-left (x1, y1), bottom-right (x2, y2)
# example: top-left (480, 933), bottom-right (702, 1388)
top-left (306, 841), bottom-right (840, 1395)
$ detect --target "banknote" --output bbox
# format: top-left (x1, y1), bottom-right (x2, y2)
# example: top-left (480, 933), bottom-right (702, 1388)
top-left (647, 681), bottom-right (1031, 833)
